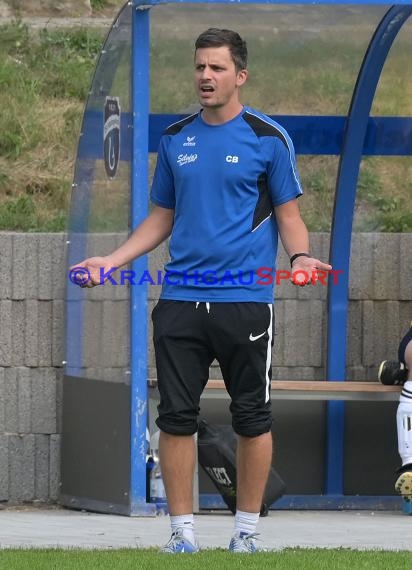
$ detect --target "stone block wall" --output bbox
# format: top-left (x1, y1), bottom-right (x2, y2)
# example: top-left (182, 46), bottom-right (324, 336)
top-left (0, 231), bottom-right (411, 503)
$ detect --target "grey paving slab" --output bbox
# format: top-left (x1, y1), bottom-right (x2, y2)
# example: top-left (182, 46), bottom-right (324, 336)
top-left (0, 508), bottom-right (412, 551)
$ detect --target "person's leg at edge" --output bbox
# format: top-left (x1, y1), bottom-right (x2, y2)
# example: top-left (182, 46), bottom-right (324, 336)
top-left (395, 331), bottom-right (412, 498)
top-left (237, 431), bottom-right (273, 512)
top-left (226, 430), bottom-right (273, 553)
top-left (159, 431), bottom-right (196, 515)
top-left (158, 431), bottom-right (198, 550)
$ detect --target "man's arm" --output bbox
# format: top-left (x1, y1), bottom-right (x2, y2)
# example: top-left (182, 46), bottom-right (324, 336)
top-left (69, 205), bottom-right (174, 287)
top-left (274, 199), bottom-right (331, 284)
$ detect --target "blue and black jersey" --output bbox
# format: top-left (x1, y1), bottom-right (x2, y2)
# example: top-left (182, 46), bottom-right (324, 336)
top-left (150, 106), bottom-right (303, 302)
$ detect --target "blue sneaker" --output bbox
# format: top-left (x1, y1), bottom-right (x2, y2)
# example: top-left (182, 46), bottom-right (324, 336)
top-left (229, 531), bottom-right (259, 553)
top-left (160, 528), bottom-right (199, 554)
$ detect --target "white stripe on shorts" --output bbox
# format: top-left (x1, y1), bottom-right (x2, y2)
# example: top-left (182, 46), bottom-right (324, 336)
top-left (265, 304), bottom-right (273, 403)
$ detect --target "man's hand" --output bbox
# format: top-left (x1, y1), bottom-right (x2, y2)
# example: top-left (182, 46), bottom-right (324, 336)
top-left (290, 256), bottom-right (332, 287)
top-left (68, 256), bottom-right (118, 288)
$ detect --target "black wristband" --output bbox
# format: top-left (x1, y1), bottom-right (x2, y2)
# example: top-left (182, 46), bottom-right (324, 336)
top-left (290, 252), bottom-right (311, 267)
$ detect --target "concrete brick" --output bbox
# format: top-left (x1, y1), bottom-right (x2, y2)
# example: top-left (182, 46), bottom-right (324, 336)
top-left (0, 233), bottom-right (12, 299)
top-left (8, 434), bottom-right (35, 501)
top-left (349, 233), bottom-right (375, 300)
top-left (101, 300), bottom-right (129, 368)
top-left (49, 434), bottom-right (61, 501)
top-left (52, 300), bottom-right (65, 367)
top-left (400, 234), bottom-right (412, 301)
top-left (0, 436), bottom-right (8, 500)
top-left (24, 233), bottom-right (40, 299)
top-left (282, 300), bottom-right (323, 367)
top-left (11, 234), bottom-right (27, 300)
top-left (51, 233), bottom-right (67, 300)
top-left (0, 368), bottom-right (4, 432)
top-left (11, 300), bottom-right (25, 366)
top-left (17, 367), bottom-right (32, 434)
top-left (13, 234), bottom-right (39, 300)
top-left (4, 368), bottom-right (18, 433)
top-left (373, 234), bottom-right (400, 300)
top-left (362, 300), bottom-right (400, 366)
top-left (38, 234), bottom-right (53, 300)
top-left (31, 368), bottom-right (56, 434)
top-left (347, 301), bottom-right (363, 367)
top-left (37, 301), bottom-right (53, 366)
top-left (0, 300), bottom-right (12, 366)
top-left (346, 366), bottom-right (368, 381)
top-left (83, 300), bottom-right (103, 367)
top-left (34, 434), bottom-right (50, 500)
top-left (55, 369), bottom-right (63, 433)
top-left (272, 367), bottom-right (323, 381)
top-left (101, 367), bottom-right (129, 382)
top-left (24, 300), bottom-right (39, 366)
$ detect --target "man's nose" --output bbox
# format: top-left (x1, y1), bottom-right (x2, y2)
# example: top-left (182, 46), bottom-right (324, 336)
top-left (200, 66), bottom-right (211, 79)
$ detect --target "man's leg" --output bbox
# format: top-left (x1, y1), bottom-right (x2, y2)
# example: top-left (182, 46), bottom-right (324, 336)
top-left (152, 300), bottom-right (213, 553)
top-left (236, 431), bottom-right (273, 512)
top-left (210, 302), bottom-right (274, 552)
top-left (159, 431), bottom-right (196, 515)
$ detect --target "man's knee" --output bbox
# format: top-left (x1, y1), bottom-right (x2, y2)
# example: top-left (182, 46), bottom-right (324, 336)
top-left (232, 413), bottom-right (273, 438)
top-left (156, 413), bottom-right (198, 436)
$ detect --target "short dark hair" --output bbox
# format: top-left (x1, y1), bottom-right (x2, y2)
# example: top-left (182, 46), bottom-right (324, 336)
top-left (195, 28), bottom-right (248, 71)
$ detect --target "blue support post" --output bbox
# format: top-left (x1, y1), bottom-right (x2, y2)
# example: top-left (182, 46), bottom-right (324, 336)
top-left (130, 3), bottom-right (156, 515)
top-left (325, 5), bottom-right (412, 495)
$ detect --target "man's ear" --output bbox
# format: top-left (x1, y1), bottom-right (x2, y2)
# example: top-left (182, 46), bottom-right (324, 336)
top-left (236, 69), bottom-right (248, 87)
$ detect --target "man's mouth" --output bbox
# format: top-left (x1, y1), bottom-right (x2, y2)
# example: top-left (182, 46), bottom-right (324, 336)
top-left (200, 85), bottom-right (215, 93)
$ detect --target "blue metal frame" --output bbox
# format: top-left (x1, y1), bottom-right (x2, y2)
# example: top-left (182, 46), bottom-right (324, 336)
top-left (326, 5), bottom-right (412, 496)
top-left (127, 0), bottom-right (412, 512)
top-left (130, 5), bottom-right (156, 515)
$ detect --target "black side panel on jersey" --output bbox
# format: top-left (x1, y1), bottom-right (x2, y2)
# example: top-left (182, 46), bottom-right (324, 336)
top-left (252, 172), bottom-right (273, 231)
top-left (242, 111), bottom-right (288, 147)
top-left (243, 112), bottom-right (288, 232)
top-left (165, 113), bottom-right (198, 136)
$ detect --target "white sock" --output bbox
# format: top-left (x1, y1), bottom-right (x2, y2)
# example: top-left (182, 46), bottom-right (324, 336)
top-left (170, 514), bottom-right (195, 542)
top-left (234, 510), bottom-right (259, 536)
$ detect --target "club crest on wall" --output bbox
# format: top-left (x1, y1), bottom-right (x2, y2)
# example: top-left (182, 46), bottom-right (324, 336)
top-left (104, 96), bottom-right (121, 178)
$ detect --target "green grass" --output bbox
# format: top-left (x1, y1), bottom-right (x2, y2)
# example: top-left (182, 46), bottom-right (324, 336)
top-left (0, 20), bottom-right (411, 232)
top-left (1, 548), bottom-right (412, 570)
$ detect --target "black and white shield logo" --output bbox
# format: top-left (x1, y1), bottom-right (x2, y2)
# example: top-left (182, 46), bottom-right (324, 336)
top-left (104, 96), bottom-right (121, 178)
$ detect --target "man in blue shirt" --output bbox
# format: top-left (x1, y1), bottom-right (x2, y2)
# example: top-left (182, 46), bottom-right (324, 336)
top-left (72, 28), bottom-right (331, 553)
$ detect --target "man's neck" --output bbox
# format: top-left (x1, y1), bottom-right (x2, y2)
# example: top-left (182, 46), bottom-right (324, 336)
top-left (201, 103), bottom-right (244, 125)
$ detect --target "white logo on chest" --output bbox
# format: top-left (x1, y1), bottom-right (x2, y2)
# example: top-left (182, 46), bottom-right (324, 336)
top-left (183, 136), bottom-right (196, 147)
top-left (177, 153), bottom-right (198, 167)
top-left (226, 155), bottom-right (239, 163)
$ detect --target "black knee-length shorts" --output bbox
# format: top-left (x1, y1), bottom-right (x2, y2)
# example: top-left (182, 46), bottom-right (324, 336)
top-left (152, 300), bottom-right (274, 437)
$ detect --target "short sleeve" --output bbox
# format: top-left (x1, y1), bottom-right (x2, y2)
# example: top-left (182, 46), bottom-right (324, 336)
top-left (268, 136), bottom-right (303, 207)
top-left (150, 135), bottom-right (175, 209)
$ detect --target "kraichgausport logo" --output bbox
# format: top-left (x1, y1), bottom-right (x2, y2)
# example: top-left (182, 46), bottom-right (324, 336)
top-left (103, 96), bottom-right (121, 178)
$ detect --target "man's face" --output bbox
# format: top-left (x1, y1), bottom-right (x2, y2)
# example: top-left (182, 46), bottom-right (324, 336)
top-left (194, 46), bottom-right (247, 109)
